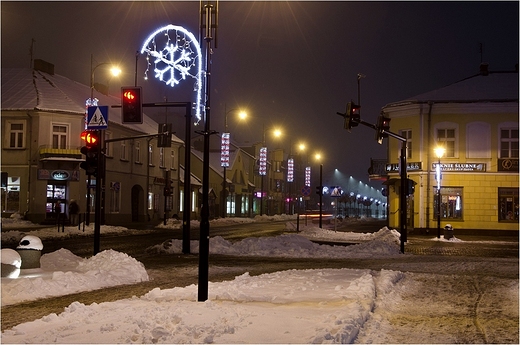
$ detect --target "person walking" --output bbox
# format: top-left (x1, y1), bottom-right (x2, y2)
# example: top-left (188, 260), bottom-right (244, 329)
top-left (54, 200), bottom-right (62, 224)
top-left (69, 199), bottom-right (80, 226)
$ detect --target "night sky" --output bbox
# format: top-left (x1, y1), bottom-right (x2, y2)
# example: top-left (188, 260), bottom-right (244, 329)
top-left (2, 1), bottom-right (518, 190)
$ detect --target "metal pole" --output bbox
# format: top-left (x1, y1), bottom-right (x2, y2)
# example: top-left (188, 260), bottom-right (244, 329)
top-left (399, 142), bottom-right (407, 253)
top-left (198, 1), bottom-right (216, 302)
top-left (437, 157), bottom-right (441, 238)
top-left (319, 163), bottom-right (323, 228)
top-left (183, 103), bottom-right (192, 254)
top-left (93, 130), bottom-right (103, 255)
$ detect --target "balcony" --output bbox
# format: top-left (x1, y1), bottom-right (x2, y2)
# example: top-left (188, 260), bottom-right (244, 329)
top-left (39, 146), bottom-right (83, 161)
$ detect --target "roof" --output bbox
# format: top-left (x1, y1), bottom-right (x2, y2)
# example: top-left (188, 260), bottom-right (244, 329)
top-left (384, 71), bottom-right (519, 108)
top-left (1, 67), bottom-right (183, 143)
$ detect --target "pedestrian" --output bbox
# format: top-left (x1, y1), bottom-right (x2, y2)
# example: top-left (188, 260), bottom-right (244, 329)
top-left (54, 200), bottom-right (61, 224)
top-left (69, 199), bottom-right (79, 226)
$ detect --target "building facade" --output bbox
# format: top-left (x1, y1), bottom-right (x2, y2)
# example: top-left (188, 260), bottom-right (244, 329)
top-left (382, 64), bottom-right (518, 234)
top-left (1, 64), bottom-right (185, 225)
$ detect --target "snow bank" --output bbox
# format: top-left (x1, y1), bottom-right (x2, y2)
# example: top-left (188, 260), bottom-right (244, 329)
top-left (1, 249), bottom-right (148, 306)
top-left (1, 268), bottom-right (401, 344)
top-left (147, 227), bottom-right (402, 258)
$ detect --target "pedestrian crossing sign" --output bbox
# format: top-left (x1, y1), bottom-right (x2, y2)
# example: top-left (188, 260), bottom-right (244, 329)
top-left (87, 106), bottom-right (109, 129)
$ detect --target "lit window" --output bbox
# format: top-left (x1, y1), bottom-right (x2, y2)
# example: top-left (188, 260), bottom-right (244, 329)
top-left (498, 187), bottom-right (519, 221)
top-left (436, 128), bottom-right (456, 158)
top-left (433, 186), bottom-right (463, 220)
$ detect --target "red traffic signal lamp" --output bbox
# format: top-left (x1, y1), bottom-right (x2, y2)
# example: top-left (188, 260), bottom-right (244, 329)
top-left (80, 131), bottom-right (99, 176)
top-left (121, 86), bottom-right (143, 124)
top-left (337, 101), bottom-right (360, 132)
top-left (80, 131), bottom-right (98, 147)
top-left (375, 113), bottom-right (391, 144)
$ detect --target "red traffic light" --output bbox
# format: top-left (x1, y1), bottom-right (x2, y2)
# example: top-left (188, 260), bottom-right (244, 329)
top-left (123, 90), bottom-right (136, 101)
top-left (121, 86), bottom-right (143, 124)
top-left (80, 131), bottom-right (98, 146)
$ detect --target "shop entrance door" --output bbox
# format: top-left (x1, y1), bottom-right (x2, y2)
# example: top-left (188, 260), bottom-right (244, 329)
top-left (46, 181), bottom-right (67, 220)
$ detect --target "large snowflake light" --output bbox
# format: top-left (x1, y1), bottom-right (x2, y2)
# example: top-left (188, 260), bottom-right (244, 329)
top-left (141, 24), bottom-right (203, 122)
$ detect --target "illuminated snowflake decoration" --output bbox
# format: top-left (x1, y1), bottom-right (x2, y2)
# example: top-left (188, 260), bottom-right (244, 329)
top-left (141, 24), bottom-right (203, 123)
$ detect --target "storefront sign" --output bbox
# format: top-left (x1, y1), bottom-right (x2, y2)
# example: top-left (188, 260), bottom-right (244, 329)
top-left (38, 169), bottom-right (80, 181)
top-left (432, 163), bottom-right (486, 172)
top-left (498, 159), bottom-right (519, 172)
top-left (386, 162), bottom-right (422, 172)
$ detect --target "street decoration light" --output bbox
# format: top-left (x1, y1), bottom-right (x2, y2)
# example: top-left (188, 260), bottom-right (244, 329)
top-left (140, 24), bottom-right (203, 123)
top-left (434, 146), bottom-right (446, 238)
top-left (221, 106), bottom-right (247, 218)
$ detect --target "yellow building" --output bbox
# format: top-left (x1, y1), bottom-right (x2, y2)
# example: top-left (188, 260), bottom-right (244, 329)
top-left (382, 64), bottom-right (518, 235)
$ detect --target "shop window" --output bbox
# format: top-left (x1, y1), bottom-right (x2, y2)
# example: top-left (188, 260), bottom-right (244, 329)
top-left (433, 186), bottom-right (463, 220)
top-left (1, 176), bottom-right (20, 212)
top-left (498, 187), bottom-right (519, 221)
top-left (500, 128), bottom-right (519, 158)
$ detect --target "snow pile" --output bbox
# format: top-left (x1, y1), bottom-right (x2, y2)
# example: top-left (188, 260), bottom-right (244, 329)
top-left (1, 268), bottom-right (404, 344)
top-left (147, 228), bottom-right (402, 258)
top-left (1, 249), bottom-right (148, 306)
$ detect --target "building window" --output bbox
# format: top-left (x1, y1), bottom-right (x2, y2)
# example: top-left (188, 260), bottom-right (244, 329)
top-left (148, 190), bottom-right (153, 210)
top-left (148, 143), bottom-right (154, 166)
top-left (104, 132), bottom-right (112, 157)
top-left (498, 187), bottom-right (519, 221)
top-left (436, 128), bottom-right (456, 158)
top-left (400, 129), bottom-right (412, 159)
top-left (433, 186), bottom-right (463, 220)
top-left (500, 128), bottom-right (519, 158)
top-left (8, 122), bottom-right (25, 148)
top-left (110, 182), bottom-right (121, 213)
top-left (170, 150), bottom-right (175, 170)
top-left (120, 141), bottom-right (127, 161)
top-left (159, 147), bottom-right (165, 168)
top-left (135, 141), bottom-right (141, 164)
top-left (52, 125), bottom-right (68, 149)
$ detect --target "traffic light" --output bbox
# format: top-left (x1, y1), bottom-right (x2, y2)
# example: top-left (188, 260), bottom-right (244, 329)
top-left (121, 86), bottom-right (143, 124)
top-left (80, 131), bottom-right (99, 176)
top-left (406, 178), bottom-right (415, 195)
top-left (315, 185), bottom-right (322, 195)
top-left (338, 101), bottom-right (360, 131)
top-left (375, 113), bottom-right (391, 144)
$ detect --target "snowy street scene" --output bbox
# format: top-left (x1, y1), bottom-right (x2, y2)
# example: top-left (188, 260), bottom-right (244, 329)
top-left (1, 215), bottom-right (518, 344)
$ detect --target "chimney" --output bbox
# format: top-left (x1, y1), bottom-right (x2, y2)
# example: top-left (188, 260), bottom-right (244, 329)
top-left (33, 59), bottom-right (55, 75)
top-left (479, 62), bottom-right (489, 76)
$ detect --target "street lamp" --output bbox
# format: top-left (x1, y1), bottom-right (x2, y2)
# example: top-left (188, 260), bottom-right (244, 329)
top-left (88, 54), bottom-right (121, 255)
top-left (86, 55), bottom-right (121, 229)
top-left (434, 146), bottom-right (446, 238)
top-left (314, 152), bottom-right (323, 228)
top-left (221, 105), bottom-right (247, 218)
top-left (260, 126), bottom-right (282, 216)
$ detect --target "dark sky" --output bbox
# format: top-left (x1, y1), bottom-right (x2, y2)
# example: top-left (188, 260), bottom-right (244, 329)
top-left (2, 1), bottom-right (519, 190)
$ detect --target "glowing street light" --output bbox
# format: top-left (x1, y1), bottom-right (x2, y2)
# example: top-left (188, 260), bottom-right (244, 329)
top-left (434, 146), bottom-right (446, 238)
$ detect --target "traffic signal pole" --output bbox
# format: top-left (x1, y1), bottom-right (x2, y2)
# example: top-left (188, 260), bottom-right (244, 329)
top-left (337, 111), bottom-right (408, 253)
top-left (109, 101), bottom-right (193, 255)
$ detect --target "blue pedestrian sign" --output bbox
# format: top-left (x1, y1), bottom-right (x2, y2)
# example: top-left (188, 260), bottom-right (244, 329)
top-left (87, 106), bottom-right (109, 130)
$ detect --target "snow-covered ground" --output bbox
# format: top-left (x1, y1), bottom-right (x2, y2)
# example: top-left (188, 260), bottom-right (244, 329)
top-left (1, 214), bottom-right (518, 343)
